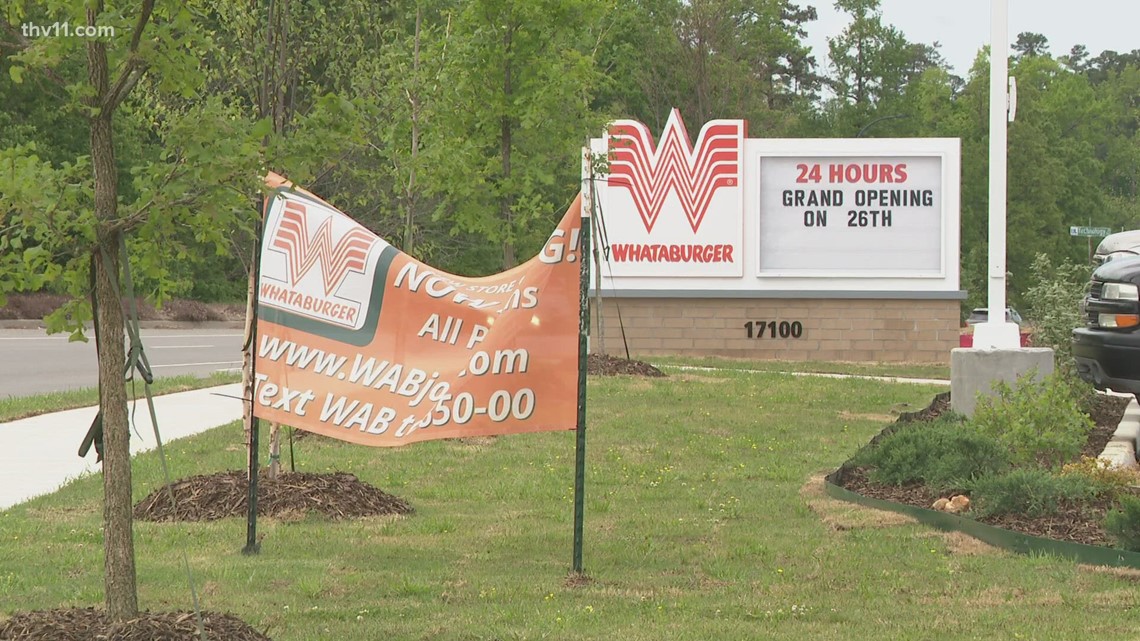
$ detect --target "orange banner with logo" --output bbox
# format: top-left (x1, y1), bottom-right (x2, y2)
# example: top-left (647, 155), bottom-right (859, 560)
top-left (253, 183), bottom-right (583, 446)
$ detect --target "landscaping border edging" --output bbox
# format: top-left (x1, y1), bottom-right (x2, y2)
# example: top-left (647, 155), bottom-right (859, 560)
top-left (823, 467), bottom-right (1140, 569)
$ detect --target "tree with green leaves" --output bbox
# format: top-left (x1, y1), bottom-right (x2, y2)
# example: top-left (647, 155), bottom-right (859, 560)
top-left (592, 0), bottom-right (821, 135)
top-left (430, 0), bottom-right (608, 270)
top-left (1013, 32), bottom-right (1049, 59)
top-left (818, 0), bottom-right (948, 137)
top-left (1, 0), bottom-right (262, 618)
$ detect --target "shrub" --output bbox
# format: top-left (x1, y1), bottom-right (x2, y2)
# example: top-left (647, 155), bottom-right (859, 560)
top-left (852, 416), bottom-right (1010, 491)
top-left (1060, 456), bottom-right (1140, 493)
top-left (1023, 253), bottom-right (1098, 411)
top-left (1104, 494), bottom-right (1140, 552)
top-left (971, 371), bottom-right (1093, 469)
top-left (969, 468), bottom-right (1102, 518)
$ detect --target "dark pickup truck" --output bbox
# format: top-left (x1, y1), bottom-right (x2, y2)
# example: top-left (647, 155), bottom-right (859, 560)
top-left (1072, 254), bottom-right (1140, 398)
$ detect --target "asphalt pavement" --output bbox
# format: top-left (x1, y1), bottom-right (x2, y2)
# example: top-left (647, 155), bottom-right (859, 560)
top-left (0, 383), bottom-right (243, 510)
top-left (0, 325), bottom-right (244, 397)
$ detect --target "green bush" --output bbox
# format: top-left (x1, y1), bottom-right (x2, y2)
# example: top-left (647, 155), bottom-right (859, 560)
top-left (1023, 253), bottom-right (1093, 358)
top-left (969, 468), bottom-right (1102, 518)
top-left (1023, 253), bottom-right (1098, 411)
top-left (1104, 494), bottom-right (1140, 552)
top-left (970, 371), bottom-right (1093, 469)
top-left (1061, 456), bottom-right (1140, 493)
top-left (852, 416), bottom-right (1010, 491)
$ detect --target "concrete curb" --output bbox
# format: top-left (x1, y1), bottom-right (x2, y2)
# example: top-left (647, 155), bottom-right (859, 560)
top-left (1100, 398), bottom-right (1140, 470)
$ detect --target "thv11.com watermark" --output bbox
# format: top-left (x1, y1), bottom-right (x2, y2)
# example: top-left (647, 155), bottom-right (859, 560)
top-left (21, 22), bottom-right (116, 39)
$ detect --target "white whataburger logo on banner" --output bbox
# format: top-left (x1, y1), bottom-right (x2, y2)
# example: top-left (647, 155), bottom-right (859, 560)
top-left (259, 194), bottom-right (386, 329)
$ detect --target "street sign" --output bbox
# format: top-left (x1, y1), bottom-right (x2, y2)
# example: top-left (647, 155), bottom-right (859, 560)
top-left (1071, 226), bottom-right (1112, 237)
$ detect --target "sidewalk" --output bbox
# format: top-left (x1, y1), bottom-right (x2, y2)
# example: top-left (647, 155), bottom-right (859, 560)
top-left (0, 384), bottom-right (243, 510)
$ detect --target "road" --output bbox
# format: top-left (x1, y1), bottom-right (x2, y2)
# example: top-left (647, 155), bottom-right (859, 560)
top-left (0, 327), bottom-right (245, 398)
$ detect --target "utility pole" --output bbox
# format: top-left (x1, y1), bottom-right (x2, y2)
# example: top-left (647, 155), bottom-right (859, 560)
top-left (971, 0), bottom-right (1021, 349)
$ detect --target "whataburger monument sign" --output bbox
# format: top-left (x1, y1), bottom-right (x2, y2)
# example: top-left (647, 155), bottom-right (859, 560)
top-left (587, 110), bottom-right (964, 364)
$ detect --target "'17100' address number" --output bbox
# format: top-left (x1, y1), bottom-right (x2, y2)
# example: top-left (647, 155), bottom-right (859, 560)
top-left (744, 320), bottom-right (804, 339)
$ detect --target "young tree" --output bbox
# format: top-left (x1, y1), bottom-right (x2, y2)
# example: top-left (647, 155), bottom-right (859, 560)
top-left (818, 0), bottom-right (948, 137)
top-left (1, 0), bottom-right (260, 619)
top-left (673, 0), bottom-right (820, 128)
top-left (594, 0), bottom-right (820, 133)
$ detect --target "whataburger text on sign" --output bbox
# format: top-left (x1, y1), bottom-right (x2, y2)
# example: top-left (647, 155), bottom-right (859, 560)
top-left (253, 181), bottom-right (583, 446)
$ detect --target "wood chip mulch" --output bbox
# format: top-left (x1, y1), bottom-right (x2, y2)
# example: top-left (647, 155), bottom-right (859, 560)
top-left (586, 353), bottom-right (665, 377)
top-left (0, 607), bottom-right (271, 641)
top-left (895, 390), bottom-right (951, 423)
top-left (836, 392), bottom-right (1137, 548)
top-left (1082, 394), bottom-right (1132, 457)
top-left (133, 470), bottom-right (413, 522)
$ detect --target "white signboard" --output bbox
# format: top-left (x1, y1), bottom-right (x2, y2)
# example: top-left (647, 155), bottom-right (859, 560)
top-left (589, 117), bottom-right (960, 293)
top-left (757, 155), bottom-right (944, 277)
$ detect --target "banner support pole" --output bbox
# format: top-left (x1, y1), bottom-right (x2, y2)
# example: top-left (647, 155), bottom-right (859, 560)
top-left (243, 214), bottom-right (265, 555)
top-left (572, 153), bottom-right (593, 574)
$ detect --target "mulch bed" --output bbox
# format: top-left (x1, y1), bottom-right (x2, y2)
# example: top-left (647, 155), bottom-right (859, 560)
top-left (587, 353), bottom-right (665, 377)
top-left (4, 471), bottom-right (411, 639)
top-left (835, 392), bottom-right (1137, 548)
top-left (0, 607), bottom-right (271, 641)
top-left (134, 470), bottom-right (413, 522)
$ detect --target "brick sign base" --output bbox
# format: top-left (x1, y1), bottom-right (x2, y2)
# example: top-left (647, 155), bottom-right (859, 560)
top-left (589, 297), bottom-right (960, 364)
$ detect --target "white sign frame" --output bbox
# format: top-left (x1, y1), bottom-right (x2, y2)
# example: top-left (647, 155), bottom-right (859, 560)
top-left (752, 138), bottom-right (958, 280)
top-left (589, 130), bottom-right (960, 294)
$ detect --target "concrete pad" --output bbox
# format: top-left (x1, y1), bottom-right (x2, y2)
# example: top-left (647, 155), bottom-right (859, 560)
top-left (1112, 401), bottom-right (1140, 447)
top-left (1100, 441), bottom-right (1139, 470)
top-left (0, 384), bottom-right (243, 510)
top-left (950, 347), bottom-right (1055, 417)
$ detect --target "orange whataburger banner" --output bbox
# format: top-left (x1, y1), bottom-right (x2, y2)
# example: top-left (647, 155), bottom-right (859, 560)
top-left (253, 181), bottom-right (583, 446)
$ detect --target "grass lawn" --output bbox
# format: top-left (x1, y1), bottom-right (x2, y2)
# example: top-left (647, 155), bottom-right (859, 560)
top-left (0, 371), bottom-right (241, 423)
top-left (650, 355), bottom-right (951, 381)
top-left (2, 363), bottom-right (1137, 640)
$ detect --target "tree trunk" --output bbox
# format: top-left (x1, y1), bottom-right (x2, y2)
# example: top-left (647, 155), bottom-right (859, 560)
top-left (499, 24), bottom-right (516, 270)
top-left (403, 6), bottom-right (423, 255)
top-left (241, 262), bottom-right (256, 444)
top-left (268, 422), bottom-right (281, 479)
top-left (88, 51), bottom-right (138, 622)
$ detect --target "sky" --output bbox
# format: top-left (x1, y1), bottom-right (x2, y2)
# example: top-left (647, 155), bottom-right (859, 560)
top-left (803, 0), bottom-right (1140, 76)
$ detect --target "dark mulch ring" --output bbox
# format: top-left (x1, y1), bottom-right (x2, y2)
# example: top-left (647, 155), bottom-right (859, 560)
top-left (587, 353), bottom-right (665, 377)
top-left (134, 469), bottom-right (413, 522)
top-left (836, 392), bottom-right (1139, 548)
top-left (0, 607), bottom-right (271, 641)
